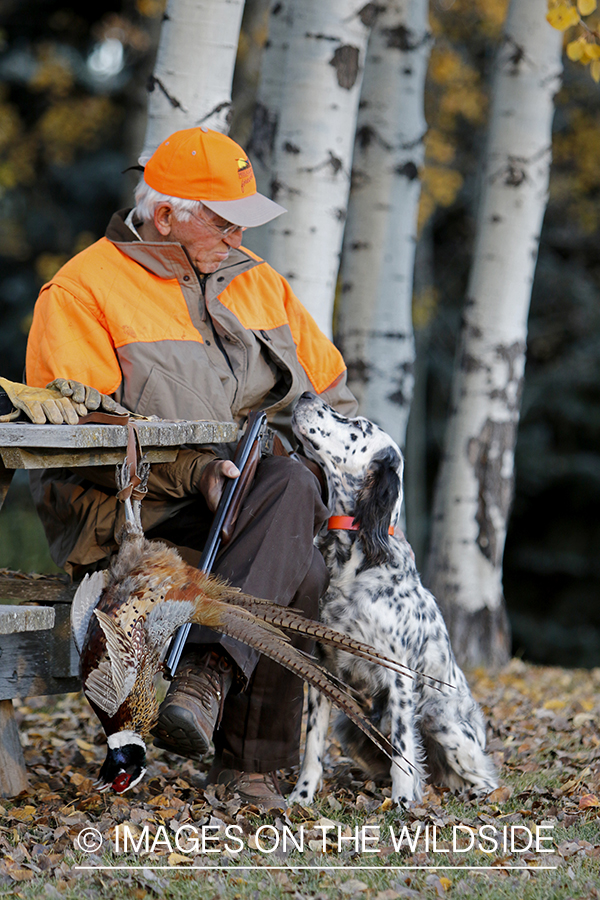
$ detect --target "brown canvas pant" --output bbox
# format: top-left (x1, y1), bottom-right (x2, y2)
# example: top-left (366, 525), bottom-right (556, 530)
top-left (146, 454), bottom-right (330, 772)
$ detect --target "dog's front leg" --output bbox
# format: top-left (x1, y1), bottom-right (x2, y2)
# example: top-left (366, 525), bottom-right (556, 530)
top-left (389, 680), bottom-right (425, 806)
top-left (289, 686), bottom-right (331, 804)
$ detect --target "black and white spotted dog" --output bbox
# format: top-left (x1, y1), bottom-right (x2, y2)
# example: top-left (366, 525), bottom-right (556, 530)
top-left (288, 392), bottom-right (498, 805)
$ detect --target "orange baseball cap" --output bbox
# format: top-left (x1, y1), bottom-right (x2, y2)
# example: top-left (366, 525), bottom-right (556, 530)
top-left (143, 128), bottom-right (286, 227)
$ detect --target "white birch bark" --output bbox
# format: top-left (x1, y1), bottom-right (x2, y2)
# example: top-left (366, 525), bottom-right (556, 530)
top-left (246, 0), bottom-right (372, 337)
top-left (426, 0), bottom-right (562, 668)
top-left (140, 0), bottom-right (245, 161)
top-left (336, 0), bottom-right (431, 451)
top-left (243, 0), bottom-right (293, 261)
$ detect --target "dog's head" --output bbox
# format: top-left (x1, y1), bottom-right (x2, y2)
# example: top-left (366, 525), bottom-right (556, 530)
top-left (292, 393), bottom-right (403, 567)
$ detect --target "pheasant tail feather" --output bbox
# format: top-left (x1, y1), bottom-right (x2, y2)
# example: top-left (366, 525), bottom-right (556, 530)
top-left (195, 603), bottom-right (409, 775)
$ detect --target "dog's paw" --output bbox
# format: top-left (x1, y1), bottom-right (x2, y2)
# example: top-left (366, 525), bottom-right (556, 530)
top-left (288, 782), bottom-right (317, 806)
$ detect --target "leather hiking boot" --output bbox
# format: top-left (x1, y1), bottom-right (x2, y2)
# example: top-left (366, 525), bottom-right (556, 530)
top-left (152, 650), bottom-right (233, 759)
top-left (207, 764), bottom-right (286, 810)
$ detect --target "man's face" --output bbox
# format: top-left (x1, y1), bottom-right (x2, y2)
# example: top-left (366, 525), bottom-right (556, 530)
top-left (160, 205), bottom-right (245, 273)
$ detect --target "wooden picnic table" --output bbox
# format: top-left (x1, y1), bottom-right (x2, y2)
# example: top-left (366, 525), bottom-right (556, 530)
top-left (0, 417), bottom-right (238, 796)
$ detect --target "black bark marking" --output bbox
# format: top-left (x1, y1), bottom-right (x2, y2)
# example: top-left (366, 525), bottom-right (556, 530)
top-left (504, 162), bottom-right (526, 187)
top-left (283, 141), bottom-right (301, 154)
top-left (460, 353), bottom-right (484, 374)
top-left (329, 152), bottom-right (343, 174)
top-left (199, 100), bottom-right (232, 125)
top-left (248, 103), bottom-right (278, 167)
top-left (329, 45), bottom-right (360, 90)
top-left (272, 2), bottom-right (282, 15)
top-left (346, 358), bottom-right (372, 387)
top-left (358, 3), bottom-right (385, 27)
top-left (395, 161), bottom-right (419, 180)
top-left (356, 124), bottom-right (375, 150)
top-left (270, 177), bottom-right (282, 202)
top-left (146, 75), bottom-right (186, 111)
top-left (383, 24), bottom-right (413, 51)
top-left (306, 32), bottom-right (339, 42)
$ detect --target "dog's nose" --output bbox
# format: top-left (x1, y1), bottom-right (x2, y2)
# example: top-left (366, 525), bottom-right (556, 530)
top-left (300, 391), bottom-right (316, 401)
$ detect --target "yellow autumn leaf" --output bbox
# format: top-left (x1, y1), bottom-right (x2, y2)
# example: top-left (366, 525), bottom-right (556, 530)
top-left (579, 793), bottom-right (600, 808)
top-left (581, 42), bottom-right (600, 62)
top-left (567, 39), bottom-right (585, 60)
top-left (543, 698), bottom-right (567, 710)
top-left (547, 4), bottom-right (581, 29)
top-left (591, 59), bottom-right (600, 81)
top-left (578, 0), bottom-right (597, 14)
top-left (168, 852), bottom-right (193, 866)
top-left (439, 876), bottom-right (452, 891)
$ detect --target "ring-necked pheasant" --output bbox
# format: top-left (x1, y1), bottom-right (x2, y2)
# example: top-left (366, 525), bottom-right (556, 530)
top-left (71, 448), bottom-right (417, 795)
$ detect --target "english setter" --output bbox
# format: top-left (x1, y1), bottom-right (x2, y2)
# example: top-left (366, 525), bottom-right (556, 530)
top-left (289, 392), bottom-right (498, 805)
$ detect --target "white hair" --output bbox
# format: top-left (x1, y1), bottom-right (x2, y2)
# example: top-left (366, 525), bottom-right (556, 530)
top-left (134, 178), bottom-right (203, 223)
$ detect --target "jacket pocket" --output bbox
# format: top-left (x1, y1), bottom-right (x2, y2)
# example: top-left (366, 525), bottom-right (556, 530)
top-left (136, 365), bottom-right (232, 421)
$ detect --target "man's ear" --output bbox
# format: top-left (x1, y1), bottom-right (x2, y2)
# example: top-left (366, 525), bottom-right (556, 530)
top-left (153, 203), bottom-right (174, 237)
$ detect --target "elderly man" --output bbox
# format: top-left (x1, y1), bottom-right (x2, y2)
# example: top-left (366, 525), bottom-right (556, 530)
top-left (26, 127), bottom-right (357, 807)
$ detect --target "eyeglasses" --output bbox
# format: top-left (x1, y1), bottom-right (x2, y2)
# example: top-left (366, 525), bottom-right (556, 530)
top-left (192, 206), bottom-right (246, 237)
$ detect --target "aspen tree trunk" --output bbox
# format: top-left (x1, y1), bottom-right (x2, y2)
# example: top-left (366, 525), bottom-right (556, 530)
top-left (244, 0), bottom-right (292, 262)
top-left (426, 0), bottom-right (562, 668)
top-left (336, 0), bottom-right (431, 450)
top-left (140, 0), bottom-right (245, 160)
top-left (246, 0), bottom-right (372, 337)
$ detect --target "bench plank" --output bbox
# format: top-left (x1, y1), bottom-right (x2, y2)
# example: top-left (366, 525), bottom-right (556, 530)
top-left (0, 571), bottom-right (76, 604)
top-left (0, 605), bottom-right (55, 634)
top-left (1, 446), bottom-right (178, 469)
top-left (0, 419), bottom-right (238, 449)
top-left (0, 604), bottom-right (80, 701)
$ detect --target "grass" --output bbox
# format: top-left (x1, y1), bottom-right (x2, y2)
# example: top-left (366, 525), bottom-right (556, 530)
top-left (0, 471), bottom-right (61, 576)
top-left (1, 663), bottom-right (599, 900)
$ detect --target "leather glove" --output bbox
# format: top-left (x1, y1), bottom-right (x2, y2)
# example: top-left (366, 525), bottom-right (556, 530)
top-left (0, 377), bottom-right (80, 425)
top-left (46, 378), bottom-right (128, 417)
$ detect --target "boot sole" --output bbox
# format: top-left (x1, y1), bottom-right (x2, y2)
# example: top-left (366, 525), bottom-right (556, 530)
top-left (152, 704), bottom-right (212, 759)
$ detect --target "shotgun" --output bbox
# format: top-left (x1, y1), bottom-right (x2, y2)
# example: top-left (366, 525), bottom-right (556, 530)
top-left (165, 410), bottom-right (268, 678)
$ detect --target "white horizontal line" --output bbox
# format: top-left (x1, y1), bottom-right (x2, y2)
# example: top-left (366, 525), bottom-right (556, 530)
top-left (74, 865), bottom-right (559, 872)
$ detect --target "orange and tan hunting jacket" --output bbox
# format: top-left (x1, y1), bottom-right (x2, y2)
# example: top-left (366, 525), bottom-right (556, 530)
top-left (26, 211), bottom-right (357, 572)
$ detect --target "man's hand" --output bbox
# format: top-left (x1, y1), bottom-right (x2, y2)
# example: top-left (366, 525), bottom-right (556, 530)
top-left (0, 377), bottom-right (81, 424)
top-left (46, 378), bottom-right (128, 417)
top-left (199, 458), bottom-right (240, 512)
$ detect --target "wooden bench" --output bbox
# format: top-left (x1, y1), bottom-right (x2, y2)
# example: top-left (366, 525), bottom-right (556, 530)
top-left (0, 582), bottom-right (77, 796)
top-left (0, 418), bottom-right (238, 796)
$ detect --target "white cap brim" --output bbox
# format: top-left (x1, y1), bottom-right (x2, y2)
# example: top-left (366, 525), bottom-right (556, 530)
top-left (201, 193), bottom-right (287, 227)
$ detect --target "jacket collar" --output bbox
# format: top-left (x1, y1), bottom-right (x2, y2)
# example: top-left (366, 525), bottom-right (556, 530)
top-left (105, 208), bottom-right (261, 294)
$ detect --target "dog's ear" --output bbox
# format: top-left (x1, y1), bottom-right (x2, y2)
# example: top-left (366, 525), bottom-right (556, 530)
top-left (354, 446), bottom-right (402, 570)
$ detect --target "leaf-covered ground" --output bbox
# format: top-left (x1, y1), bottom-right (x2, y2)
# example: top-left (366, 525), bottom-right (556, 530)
top-left (1, 660), bottom-right (599, 899)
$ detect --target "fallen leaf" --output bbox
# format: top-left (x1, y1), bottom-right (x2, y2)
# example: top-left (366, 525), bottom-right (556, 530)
top-left (167, 852), bottom-right (192, 866)
top-left (340, 879), bottom-right (368, 894)
top-left (578, 793), bottom-right (599, 809)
